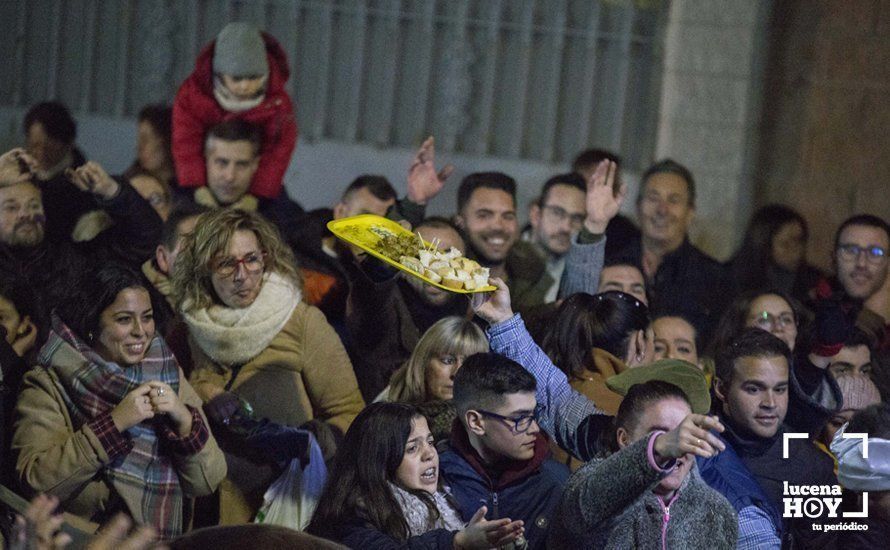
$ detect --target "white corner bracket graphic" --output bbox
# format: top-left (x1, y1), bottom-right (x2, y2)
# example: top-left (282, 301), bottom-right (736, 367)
top-left (843, 432), bottom-right (870, 459)
top-left (783, 432), bottom-right (808, 459)
top-left (843, 432), bottom-right (871, 518)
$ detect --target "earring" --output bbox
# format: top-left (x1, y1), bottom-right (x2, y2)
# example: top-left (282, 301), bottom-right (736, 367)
top-left (88, 332), bottom-right (94, 343)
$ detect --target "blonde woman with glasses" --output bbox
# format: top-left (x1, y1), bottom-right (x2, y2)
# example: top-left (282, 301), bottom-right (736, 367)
top-left (171, 208), bottom-right (364, 524)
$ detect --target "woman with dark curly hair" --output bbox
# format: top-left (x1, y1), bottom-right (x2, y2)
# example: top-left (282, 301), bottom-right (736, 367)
top-left (13, 264), bottom-right (225, 540)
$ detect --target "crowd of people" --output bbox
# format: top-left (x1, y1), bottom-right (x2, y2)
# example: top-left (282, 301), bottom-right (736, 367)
top-left (0, 21), bottom-right (888, 550)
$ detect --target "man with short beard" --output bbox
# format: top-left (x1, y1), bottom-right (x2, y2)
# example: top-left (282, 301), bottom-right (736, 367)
top-left (455, 161), bottom-right (622, 314)
top-left (700, 328), bottom-right (839, 549)
top-left (831, 214), bottom-right (890, 351)
top-left (525, 173), bottom-right (587, 303)
top-left (0, 148), bottom-right (161, 338)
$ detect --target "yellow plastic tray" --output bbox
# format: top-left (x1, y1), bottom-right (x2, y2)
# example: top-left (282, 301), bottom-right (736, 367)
top-left (327, 214), bottom-right (496, 294)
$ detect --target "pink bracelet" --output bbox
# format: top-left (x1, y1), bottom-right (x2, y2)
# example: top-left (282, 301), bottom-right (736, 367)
top-left (647, 431), bottom-right (677, 473)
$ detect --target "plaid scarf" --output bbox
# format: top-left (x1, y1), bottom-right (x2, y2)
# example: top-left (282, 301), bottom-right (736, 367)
top-left (38, 314), bottom-right (184, 539)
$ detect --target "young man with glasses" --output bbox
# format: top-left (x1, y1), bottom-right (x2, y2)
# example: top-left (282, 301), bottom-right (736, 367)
top-left (832, 214), bottom-right (890, 351)
top-left (439, 352), bottom-right (569, 549)
top-left (526, 173), bottom-right (587, 302)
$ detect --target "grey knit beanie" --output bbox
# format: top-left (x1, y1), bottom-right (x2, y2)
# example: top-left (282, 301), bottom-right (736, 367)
top-left (213, 22), bottom-right (268, 77)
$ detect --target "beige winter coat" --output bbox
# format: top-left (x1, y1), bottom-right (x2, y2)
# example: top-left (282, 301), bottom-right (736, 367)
top-left (187, 301), bottom-right (365, 524)
top-left (13, 367), bottom-right (226, 528)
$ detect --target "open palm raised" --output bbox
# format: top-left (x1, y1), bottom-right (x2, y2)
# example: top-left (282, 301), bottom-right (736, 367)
top-left (584, 159), bottom-right (626, 234)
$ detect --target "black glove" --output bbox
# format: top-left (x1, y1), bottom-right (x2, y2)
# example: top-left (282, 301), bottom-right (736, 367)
top-left (245, 419), bottom-right (312, 469)
top-left (204, 391), bottom-right (243, 425)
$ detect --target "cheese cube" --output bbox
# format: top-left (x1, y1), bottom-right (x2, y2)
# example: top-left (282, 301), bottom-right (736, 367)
top-left (442, 276), bottom-right (464, 290)
top-left (399, 256), bottom-right (423, 273)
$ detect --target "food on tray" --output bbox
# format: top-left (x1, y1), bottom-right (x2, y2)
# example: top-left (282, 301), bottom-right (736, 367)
top-left (369, 225), bottom-right (490, 291)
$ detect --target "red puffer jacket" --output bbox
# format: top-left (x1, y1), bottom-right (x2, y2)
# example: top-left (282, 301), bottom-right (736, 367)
top-left (172, 32), bottom-right (298, 199)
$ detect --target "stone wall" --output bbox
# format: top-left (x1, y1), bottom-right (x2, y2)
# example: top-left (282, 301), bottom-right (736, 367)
top-left (756, 0), bottom-right (890, 271)
top-left (654, 0), bottom-right (772, 260)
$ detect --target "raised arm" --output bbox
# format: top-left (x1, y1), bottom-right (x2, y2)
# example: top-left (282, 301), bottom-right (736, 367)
top-left (473, 279), bottom-right (606, 459)
top-left (68, 162), bottom-right (163, 264)
top-left (387, 136), bottom-right (455, 228)
top-left (560, 159), bottom-right (624, 297)
top-left (0, 148), bottom-right (38, 187)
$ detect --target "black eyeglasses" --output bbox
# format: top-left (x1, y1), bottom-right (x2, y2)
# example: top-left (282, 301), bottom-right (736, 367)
top-left (542, 205), bottom-right (586, 227)
top-left (837, 244), bottom-right (887, 264)
top-left (476, 404), bottom-right (544, 434)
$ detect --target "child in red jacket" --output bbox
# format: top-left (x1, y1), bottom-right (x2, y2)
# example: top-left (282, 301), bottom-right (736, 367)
top-left (172, 22), bottom-right (297, 200)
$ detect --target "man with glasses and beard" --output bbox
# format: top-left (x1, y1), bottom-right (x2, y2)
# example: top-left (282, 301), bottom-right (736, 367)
top-left (525, 173), bottom-right (587, 303)
top-left (831, 214), bottom-right (890, 351)
top-left (0, 148), bottom-right (161, 336)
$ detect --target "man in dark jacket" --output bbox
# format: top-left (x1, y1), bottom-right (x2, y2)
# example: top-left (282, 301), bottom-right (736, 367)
top-left (441, 353), bottom-right (568, 549)
top-left (289, 175), bottom-right (396, 325)
top-left (701, 328), bottom-right (840, 549)
top-left (22, 101), bottom-right (95, 244)
top-left (0, 149), bottom-right (162, 338)
top-left (608, 159), bottom-right (731, 344)
top-left (830, 214), bottom-right (890, 352)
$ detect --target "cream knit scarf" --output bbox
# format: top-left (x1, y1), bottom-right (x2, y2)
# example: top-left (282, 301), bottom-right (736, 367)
top-left (213, 75), bottom-right (267, 113)
top-left (182, 272), bottom-right (300, 365)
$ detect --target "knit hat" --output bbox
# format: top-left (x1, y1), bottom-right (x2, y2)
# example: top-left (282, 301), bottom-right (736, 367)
top-left (213, 22), bottom-right (268, 77)
top-left (836, 375), bottom-right (881, 412)
top-left (606, 359), bottom-right (711, 414)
